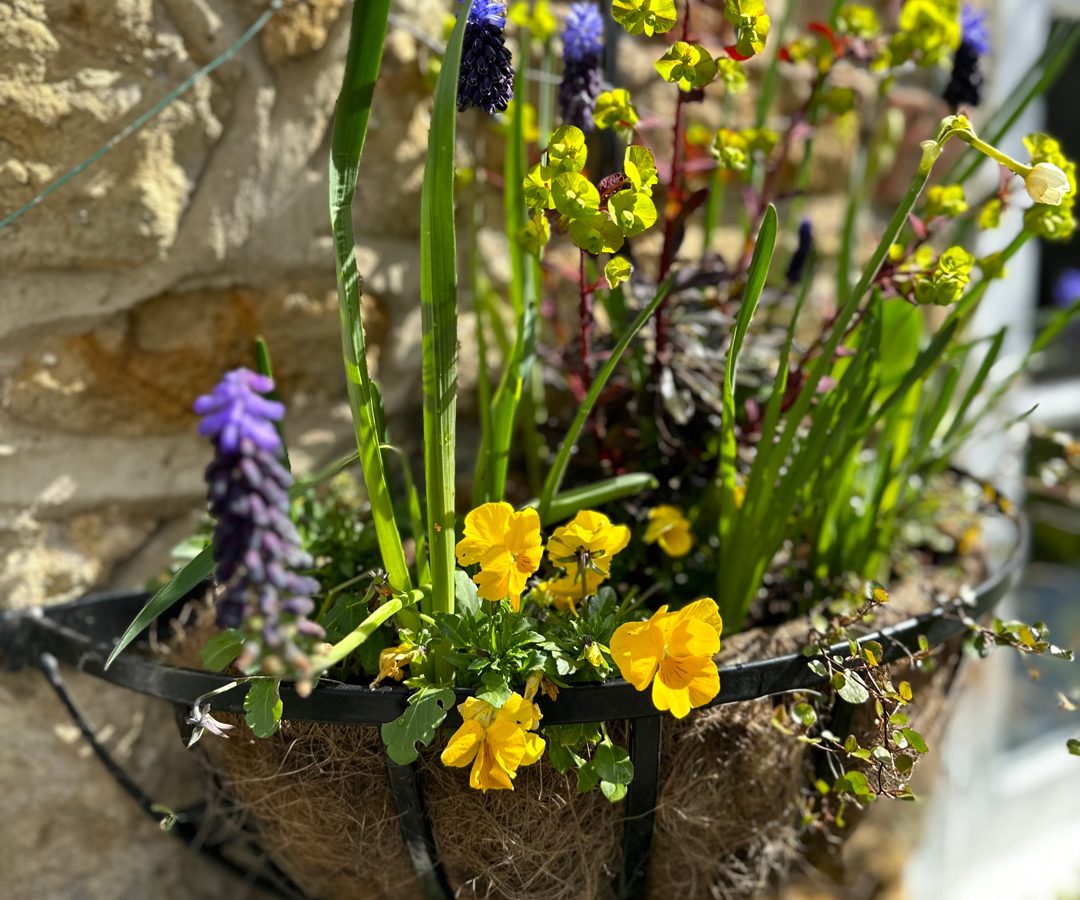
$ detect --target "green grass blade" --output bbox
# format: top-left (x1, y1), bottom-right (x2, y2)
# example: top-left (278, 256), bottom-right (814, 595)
top-left (420, 5), bottom-right (469, 617)
top-left (104, 545), bottom-right (215, 669)
top-left (474, 37), bottom-right (536, 503)
top-left (526, 473), bottom-right (659, 524)
top-left (538, 276), bottom-right (675, 519)
top-left (329, 0), bottom-right (412, 594)
top-left (718, 206), bottom-right (777, 564)
top-left (254, 335), bottom-right (290, 470)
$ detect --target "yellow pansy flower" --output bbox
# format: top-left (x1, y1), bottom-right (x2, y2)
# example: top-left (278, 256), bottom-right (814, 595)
top-left (455, 502), bottom-right (544, 610)
top-left (610, 598), bottom-right (723, 718)
top-left (644, 505), bottom-right (693, 557)
top-left (440, 692), bottom-right (546, 791)
top-left (372, 643), bottom-right (417, 687)
top-left (546, 510), bottom-right (631, 601)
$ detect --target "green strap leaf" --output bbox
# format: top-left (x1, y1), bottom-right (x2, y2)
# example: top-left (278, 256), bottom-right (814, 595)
top-left (538, 276), bottom-right (674, 519)
top-left (330, 0), bottom-right (412, 596)
top-left (527, 473), bottom-right (659, 525)
top-left (420, 6), bottom-right (470, 618)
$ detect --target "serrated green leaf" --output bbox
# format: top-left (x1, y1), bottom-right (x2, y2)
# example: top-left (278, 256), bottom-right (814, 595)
top-left (381, 685), bottom-right (456, 764)
top-left (244, 678), bottom-right (283, 739)
top-left (201, 630), bottom-right (245, 673)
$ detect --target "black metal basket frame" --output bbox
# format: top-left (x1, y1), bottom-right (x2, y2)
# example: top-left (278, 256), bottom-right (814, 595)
top-left (0, 514), bottom-right (1028, 900)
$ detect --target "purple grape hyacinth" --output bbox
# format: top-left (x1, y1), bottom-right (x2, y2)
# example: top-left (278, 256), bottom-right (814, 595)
top-left (458, 0), bottom-right (514, 115)
top-left (559, 3), bottom-right (604, 131)
top-left (194, 368), bottom-right (324, 679)
top-left (944, 5), bottom-right (988, 111)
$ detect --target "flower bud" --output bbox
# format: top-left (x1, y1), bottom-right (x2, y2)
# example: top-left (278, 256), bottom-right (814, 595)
top-left (1025, 162), bottom-right (1072, 206)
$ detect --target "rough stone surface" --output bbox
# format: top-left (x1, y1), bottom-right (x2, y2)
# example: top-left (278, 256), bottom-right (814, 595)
top-left (0, 1), bottom-right (443, 895)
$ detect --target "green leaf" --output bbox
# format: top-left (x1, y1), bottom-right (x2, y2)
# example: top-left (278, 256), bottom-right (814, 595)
top-left (454, 570), bottom-right (480, 616)
top-left (593, 741), bottom-right (634, 785)
top-left (624, 146), bottom-right (658, 194)
top-left (600, 780), bottom-right (628, 802)
top-left (201, 630), bottom-right (245, 673)
top-left (527, 473), bottom-right (658, 524)
top-left (547, 740), bottom-right (576, 773)
top-left (538, 276), bottom-right (674, 517)
top-left (576, 760), bottom-right (600, 793)
top-left (1067, 738), bottom-right (1080, 757)
top-left (568, 213), bottom-right (624, 254)
top-left (254, 336), bottom-right (289, 470)
top-left (717, 205), bottom-right (776, 589)
top-left (419, 4), bottom-right (470, 620)
top-left (330, 0), bottom-right (413, 599)
top-left (608, 190), bottom-right (657, 237)
top-left (546, 125), bottom-right (588, 174)
top-left (476, 670), bottom-right (512, 707)
top-left (611, 0), bottom-right (677, 36)
top-left (901, 728), bottom-right (929, 754)
top-left (792, 702), bottom-right (817, 727)
top-left (244, 678), bottom-right (283, 739)
top-left (604, 256), bottom-right (633, 289)
top-left (837, 671), bottom-right (871, 705)
top-left (381, 685), bottom-right (456, 764)
top-left (834, 770), bottom-right (872, 797)
top-left (105, 544), bottom-right (215, 670)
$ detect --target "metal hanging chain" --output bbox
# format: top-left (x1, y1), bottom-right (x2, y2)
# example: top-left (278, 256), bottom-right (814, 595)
top-left (0, 0), bottom-right (284, 233)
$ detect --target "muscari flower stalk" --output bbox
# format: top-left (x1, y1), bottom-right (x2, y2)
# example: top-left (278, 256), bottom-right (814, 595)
top-left (558, 3), bottom-right (604, 131)
top-left (785, 218), bottom-right (813, 284)
top-left (194, 369), bottom-right (324, 679)
top-left (944, 5), bottom-right (989, 111)
top-left (458, 0), bottom-right (514, 115)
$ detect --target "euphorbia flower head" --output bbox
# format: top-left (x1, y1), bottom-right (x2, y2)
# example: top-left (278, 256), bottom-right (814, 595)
top-left (611, 598), bottom-right (723, 718)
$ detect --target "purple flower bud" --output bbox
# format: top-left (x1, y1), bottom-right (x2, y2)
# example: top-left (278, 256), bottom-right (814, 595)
top-left (458, 0), bottom-right (514, 115)
top-left (961, 6), bottom-right (991, 57)
top-left (559, 3), bottom-right (603, 131)
top-left (785, 218), bottom-right (813, 284)
top-left (1054, 268), bottom-right (1080, 307)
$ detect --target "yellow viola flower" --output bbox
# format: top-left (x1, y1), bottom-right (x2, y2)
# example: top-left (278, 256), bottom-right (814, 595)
top-left (455, 502), bottom-right (544, 610)
top-left (372, 642), bottom-right (417, 687)
top-left (546, 510), bottom-right (631, 601)
top-left (644, 505), bottom-right (693, 557)
top-left (610, 598), bottom-right (723, 718)
top-left (440, 692), bottom-right (546, 791)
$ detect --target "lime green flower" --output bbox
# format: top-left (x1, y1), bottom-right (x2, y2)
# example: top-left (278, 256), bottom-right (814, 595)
top-left (836, 4), bottom-right (880, 39)
top-left (520, 214), bottom-right (551, 257)
top-left (715, 59), bottom-right (748, 92)
top-left (547, 124), bottom-right (588, 175)
top-left (624, 145), bottom-right (658, 195)
top-left (890, 0), bottom-right (961, 67)
top-left (712, 128), bottom-right (750, 172)
top-left (724, 0), bottom-right (771, 58)
top-left (593, 89), bottom-right (639, 136)
top-left (508, 0), bottom-right (557, 42)
top-left (608, 190), bottom-right (657, 237)
top-left (604, 256), bottom-right (633, 288)
top-left (978, 197), bottom-right (1002, 230)
top-left (914, 246), bottom-right (975, 306)
top-left (611, 0), bottom-right (678, 36)
top-left (654, 41), bottom-right (717, 91)
top-left (925, 184), bottom-right (968, 218)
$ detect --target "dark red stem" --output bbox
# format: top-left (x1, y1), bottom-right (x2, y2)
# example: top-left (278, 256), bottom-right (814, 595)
top-left (579, 250), bottom-right (593, 392)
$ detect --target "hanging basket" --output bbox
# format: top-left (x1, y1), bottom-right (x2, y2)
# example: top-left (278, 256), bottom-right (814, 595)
top-left (0, 514), bottom-right (1027, 900)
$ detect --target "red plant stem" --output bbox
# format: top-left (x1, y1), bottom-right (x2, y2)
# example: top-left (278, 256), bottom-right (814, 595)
top-left (579, 250), bottom-right (593, 392)
top-left (652, 0), bottom-right (693, 373)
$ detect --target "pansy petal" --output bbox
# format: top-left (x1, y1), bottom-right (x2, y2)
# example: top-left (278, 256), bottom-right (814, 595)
top-left (441, 719), bottom-right (485, 768)
top-left (610, 620), bottom-right (664, 690)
